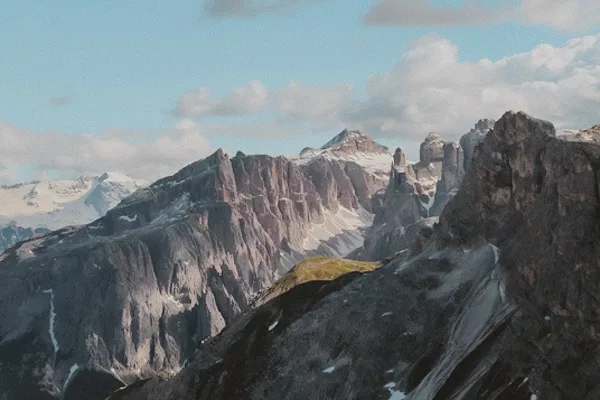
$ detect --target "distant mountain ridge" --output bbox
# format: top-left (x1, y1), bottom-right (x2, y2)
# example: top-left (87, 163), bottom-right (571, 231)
top-left (0, 172), bottom-right (147, 251)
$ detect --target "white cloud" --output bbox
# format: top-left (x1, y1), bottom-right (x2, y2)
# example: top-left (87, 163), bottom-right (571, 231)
top-left (519, 0), bottom-right (600, 32)
top-left (169, 33), bottom-right (599, 150)
top-left (272, 81), bottom-right (352, 123)
top-left (339, 33), bottom-right (600, 139)
top-left (364, 0), bottom-right (600, 32)
top-left (176, 80), bottom-right (268, 117)
top-left (0, 119), bottom-right (213, 183)
top-left (7, 33), bottom-right (600, 185)
top-left (204, 0), bottom-right (322, 17)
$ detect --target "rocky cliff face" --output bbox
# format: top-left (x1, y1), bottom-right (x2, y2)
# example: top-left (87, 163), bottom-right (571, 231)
top-left (111, 111), bottom-right (600, 400)
top-left (355, 147), bottom-right (435, 261)
top-left (438, 111), bottom-right (600, 399)
top-left (0, 138), bottom-right (389, 400)
top-left (429, 141), bottom-right (465, 216)
top-left (460, 118), bottom-right (495, 171)
top-left (356, 129), bottom-right (467, 261)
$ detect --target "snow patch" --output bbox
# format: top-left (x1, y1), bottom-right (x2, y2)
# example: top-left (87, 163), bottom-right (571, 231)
top-left (498, 281), bottom-right (507, 303)
top-left (42, 289), bottom-right (59, 355)
top-left (301, 206), bottom-right (373, 257)
top-left (388, 389), bottom-right (406, 399)
top-left (110, 367), bottom-right (121, 379)
top-left (322, 366), bottom-right (336, 373)
top-left (381, 312), bottom-right (393, 317)
top-left (268, 320), bottom-right (279, 331)
top-left (63, 364), bottom-right (80, 391)
top-left (420, 195), bottom-right (435, 217)
top-left (118, 214), bottom-right (138, 222)
top-left (384, 382), bottom-right (396, 389)
top-left (490, 244), bottom-right (500, 264)
top-left (150, 193), bottom-right (191, 225)
top-left (544, 315), bottom-right (551, 321)
top-left (294, 150), bottom-right (391, 182)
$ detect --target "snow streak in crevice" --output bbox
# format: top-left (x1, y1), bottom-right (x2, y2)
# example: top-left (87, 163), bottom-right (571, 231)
top-left (42, 289), bottom-right (59, 355)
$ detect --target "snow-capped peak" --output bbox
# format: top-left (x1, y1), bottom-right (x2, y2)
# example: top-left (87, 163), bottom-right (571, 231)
top-left (0, 172), bottom-right (147, 232)
top-left (299, 129), bottom-right (389, 159)
top-left (295, 129), bottom-right (392, 184)
top-left (97, 171), bottom-right (144, 184)
top-left (558, 125), bottom-right (600, 143)
top-left (321, 129), bottom-right (365, 150)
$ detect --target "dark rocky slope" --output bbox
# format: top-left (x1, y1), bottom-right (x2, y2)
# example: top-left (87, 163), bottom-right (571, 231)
top-left (0, 138), bottom-right (389, 400)
top-left (113, 111), bottom-right (600, 400)
top-left (0, 223), bottom-right (50, 253)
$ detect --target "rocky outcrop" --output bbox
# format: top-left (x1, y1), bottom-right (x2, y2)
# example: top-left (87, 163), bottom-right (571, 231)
top-left (111, 111), bottom-right (600, 400)
top-left (356, 147), bottom-right (431, 260)
top-left (419, 132), bottom-right (445, 165)
top-left (429, 141), bottom-right (465, 216)
top-left (0, 223), bottom-right (49, 252)
top-left (460, 118), bottom-right (495, 171)
top-left (357, 133), bottom-right (463, 261)
top-left (0, 145), bottom-right (386, 399)
top-left (411, 132), bottom-right (445, 196)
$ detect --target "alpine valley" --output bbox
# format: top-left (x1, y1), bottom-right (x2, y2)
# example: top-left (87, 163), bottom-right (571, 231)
top-left (1, 112), bottom-right (599, 400)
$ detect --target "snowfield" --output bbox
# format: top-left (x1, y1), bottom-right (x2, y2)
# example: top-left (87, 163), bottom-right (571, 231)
top-left (0, 172), bottom-right (146, 231)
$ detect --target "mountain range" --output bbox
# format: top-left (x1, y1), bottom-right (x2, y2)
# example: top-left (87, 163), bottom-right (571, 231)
top-left (1, 112), bottom-right (598, 400)
top-left (0, 172), bottom-right (146, 251)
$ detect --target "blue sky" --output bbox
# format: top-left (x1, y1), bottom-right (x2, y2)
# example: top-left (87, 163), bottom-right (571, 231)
top-left (1, 0), bottom-right (599, 183)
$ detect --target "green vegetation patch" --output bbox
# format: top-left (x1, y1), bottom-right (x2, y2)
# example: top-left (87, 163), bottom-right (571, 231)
top-left (264, 256), bottom-right (378, 300)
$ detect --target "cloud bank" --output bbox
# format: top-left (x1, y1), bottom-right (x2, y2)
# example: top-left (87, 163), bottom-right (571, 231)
top-left (0, 119), bottom-right (213, 183)
top-left (364, 0), bottom-right (600, 32)
top-left (175, 33), bottom-right (599, 143)
top-left (3, 33), bottom-right (599, 183)
top-left (175, 80), bottom-right (268, 117)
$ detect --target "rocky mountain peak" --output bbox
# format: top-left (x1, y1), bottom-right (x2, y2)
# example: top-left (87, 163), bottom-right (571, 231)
top-left (392, 147), bottom-right (406, 172)
top-left (473, 118), bottom-right (495, 132)
top-left (419, 132), bottom-right (444, 165)
top-left (317, 129), bottom-right (389, 155)
top-left (296, 129), bottom-right (392, 186)
top-left (460, 118), bottom-right (495, 171)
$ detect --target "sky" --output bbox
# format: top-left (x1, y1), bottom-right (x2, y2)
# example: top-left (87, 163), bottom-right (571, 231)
top-left (1, 0), bottom-right (599, 184)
